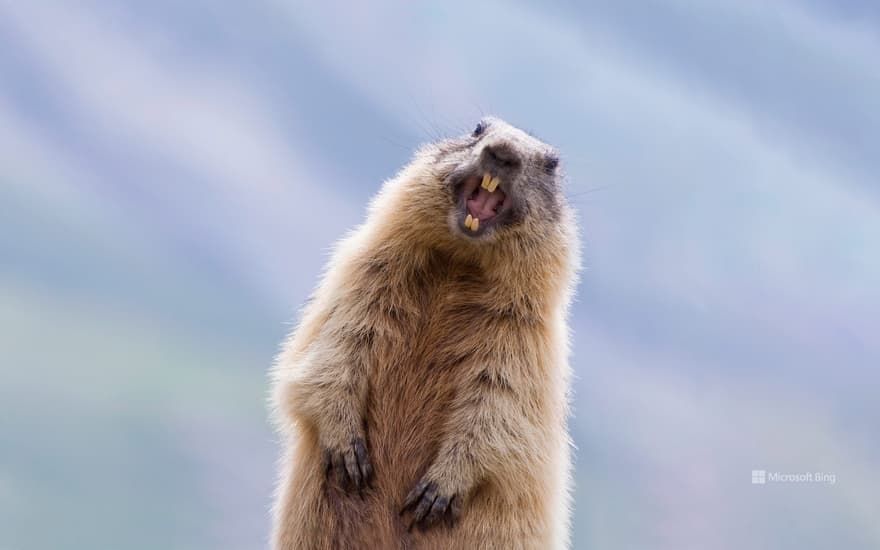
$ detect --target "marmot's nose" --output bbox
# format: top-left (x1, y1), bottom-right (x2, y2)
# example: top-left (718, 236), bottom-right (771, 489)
top-left (481, 142), bottom-right (522, 172)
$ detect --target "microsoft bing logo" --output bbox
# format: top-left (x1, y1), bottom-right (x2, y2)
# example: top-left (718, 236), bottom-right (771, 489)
top-left (749, 468), bottom-right (837, 485)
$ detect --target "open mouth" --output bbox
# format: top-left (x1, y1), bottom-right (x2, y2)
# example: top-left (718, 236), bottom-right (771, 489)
top-left (458, 172), bottom-right (511, 235)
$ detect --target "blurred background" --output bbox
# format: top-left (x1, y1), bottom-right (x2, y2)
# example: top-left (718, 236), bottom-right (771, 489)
top-left (1, 1), bottom-right (878, 548)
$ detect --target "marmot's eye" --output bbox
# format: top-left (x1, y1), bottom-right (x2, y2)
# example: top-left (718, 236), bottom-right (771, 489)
top-left (544, 153), bottom-right (560, 172)
top-left (473, 122), bottom-right (485, 137)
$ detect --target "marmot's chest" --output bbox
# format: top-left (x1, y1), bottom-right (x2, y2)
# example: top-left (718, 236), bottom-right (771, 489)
top-left (364, 284), bottom-right (489, 450)
top-left (368, 272), bottom-right (511, 381)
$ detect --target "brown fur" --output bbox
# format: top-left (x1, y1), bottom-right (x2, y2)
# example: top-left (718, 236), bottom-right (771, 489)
top-left (270, 118), bottom-right (579, 549)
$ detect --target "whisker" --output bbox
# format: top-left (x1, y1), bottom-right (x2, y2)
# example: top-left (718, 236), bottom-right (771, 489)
top-left (568, 183), bottom-right (616, 198)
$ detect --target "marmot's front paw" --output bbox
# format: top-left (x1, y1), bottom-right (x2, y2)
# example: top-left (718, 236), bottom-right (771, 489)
top-left (400, 477), bottom-right (463, 531)
top-left (322, 436), bottom-right (373, 492)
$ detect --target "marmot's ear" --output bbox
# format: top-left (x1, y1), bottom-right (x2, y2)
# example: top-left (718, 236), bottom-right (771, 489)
top-left (473, 120), bottom-right (487, 137)
top-left (544, 153), bottom-right (560, 173)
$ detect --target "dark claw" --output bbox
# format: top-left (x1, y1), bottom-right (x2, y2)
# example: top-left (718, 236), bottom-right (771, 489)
top-left (420, 495), bottom-right (449, 529)
top-left (353, 437), bottom-right (373, 483)
top-left (400, 478), bottom-right (460, 532)
top-left (324, 437), bottom-right (373, 494)
top-left (332, 452), bottom-right (348, 488)
top-left (446, 496), bottom-right (461, 527)
top-left (344, 449), bottom-right (362, 489)
top-left (401, 478), bottom-right (430, 512)
top-left (322, 449), bottom-right (333, 475)
top-left (408, 482), bottom-right (437, 531)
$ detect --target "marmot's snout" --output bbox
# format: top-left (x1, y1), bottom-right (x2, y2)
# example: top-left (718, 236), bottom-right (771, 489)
top-left (481, 142), bottom-right (522, 172)
top-left (450, 117), bottom-right (562, 240)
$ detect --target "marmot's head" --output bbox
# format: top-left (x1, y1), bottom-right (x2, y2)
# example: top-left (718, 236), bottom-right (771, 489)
top-left (367, 116), bottom-right (577, 295)
top-left (420, 117), bottom-right (565, 245)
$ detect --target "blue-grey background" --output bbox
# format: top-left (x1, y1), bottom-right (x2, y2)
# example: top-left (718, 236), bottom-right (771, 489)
top-left (1, 1), bottom-right (878, 549)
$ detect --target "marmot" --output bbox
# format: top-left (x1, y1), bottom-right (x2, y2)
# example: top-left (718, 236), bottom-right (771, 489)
top-left (270, 117), bottom-right (579, 549)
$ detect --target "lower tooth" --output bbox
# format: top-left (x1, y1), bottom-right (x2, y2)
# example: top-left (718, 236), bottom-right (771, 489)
top-left (471, 218), bottom-right (479, 231)
top-left (465, 214), bottom-right (473, 229)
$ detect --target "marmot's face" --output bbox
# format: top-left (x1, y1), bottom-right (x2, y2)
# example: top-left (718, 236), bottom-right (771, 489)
top-left (438, 117), bottom-right (563, 242)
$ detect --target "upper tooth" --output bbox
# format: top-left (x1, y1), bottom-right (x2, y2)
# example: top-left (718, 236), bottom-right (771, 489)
top-left (488, 177), bottom-right (500, 192)
top-left (481, 173), bottom-right (491, 189)
top-left (471, 217), bottom-right (479, 231)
